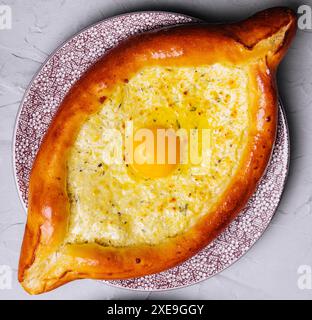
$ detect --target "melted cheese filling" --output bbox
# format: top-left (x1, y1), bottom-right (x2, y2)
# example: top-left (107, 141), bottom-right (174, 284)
top-left (66, 64), bottom-right (249, 247)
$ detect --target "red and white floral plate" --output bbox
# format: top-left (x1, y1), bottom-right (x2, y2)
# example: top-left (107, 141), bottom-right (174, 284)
top-left (13, 12), bottom-right (289, 291)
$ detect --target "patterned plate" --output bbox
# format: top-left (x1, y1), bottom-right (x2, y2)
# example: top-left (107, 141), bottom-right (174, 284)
top-left (13, 12), bottom-right (289, 291)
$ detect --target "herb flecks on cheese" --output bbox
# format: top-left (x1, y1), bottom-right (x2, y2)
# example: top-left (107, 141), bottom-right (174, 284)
top-left (66, 64), bottom-right (249, 247)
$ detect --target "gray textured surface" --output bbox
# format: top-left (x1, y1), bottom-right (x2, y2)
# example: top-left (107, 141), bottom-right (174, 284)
top-left (0, 0), bottom-right (312, 300)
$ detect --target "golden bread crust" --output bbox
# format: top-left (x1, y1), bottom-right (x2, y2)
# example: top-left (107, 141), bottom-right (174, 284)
top-left (19, 7), bottom-right (297, 294)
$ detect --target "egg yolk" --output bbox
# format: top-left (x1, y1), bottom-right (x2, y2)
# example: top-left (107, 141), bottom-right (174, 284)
top-left (130, 127), bottom-right (180, 179)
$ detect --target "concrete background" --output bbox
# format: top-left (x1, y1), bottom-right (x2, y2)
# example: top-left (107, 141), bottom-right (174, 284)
top-left (0, 0), bottom-right (312, 299)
